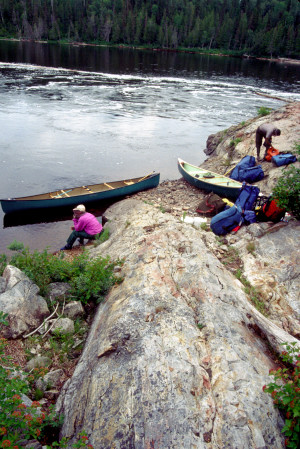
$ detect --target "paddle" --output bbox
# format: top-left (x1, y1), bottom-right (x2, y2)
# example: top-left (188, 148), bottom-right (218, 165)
top-left (138, 171), bottom-right (155, 182)
top-left (224, 162), bottom-right (239, 177)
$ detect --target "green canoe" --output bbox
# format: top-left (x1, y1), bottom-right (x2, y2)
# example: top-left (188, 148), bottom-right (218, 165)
top-left (1, 172), bottom-right (160, 213)
top-left (178, 158), bottom-right (242, 200)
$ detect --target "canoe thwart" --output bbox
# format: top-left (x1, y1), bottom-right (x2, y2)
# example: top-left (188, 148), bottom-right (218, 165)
top-left (104, 183), bottom-right (114, 190)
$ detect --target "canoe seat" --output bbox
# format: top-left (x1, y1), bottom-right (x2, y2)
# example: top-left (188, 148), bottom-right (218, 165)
top-left (104, 183), bottom-right (114, 190)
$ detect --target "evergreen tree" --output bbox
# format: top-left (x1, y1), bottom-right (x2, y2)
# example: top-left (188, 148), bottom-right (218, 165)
top-left (0, 0), bottom-right (298, 57)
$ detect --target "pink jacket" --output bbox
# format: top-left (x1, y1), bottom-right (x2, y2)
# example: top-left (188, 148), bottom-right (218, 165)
top-left (73, 212), bottom-right (102, 235)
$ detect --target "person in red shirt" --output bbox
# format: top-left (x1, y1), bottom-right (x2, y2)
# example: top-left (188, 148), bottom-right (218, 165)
top-left (60, 204), bottom-right (103, 250)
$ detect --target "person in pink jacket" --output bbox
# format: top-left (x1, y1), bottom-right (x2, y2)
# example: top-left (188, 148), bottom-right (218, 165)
top-left (60, 204), bottom-right (103, 250)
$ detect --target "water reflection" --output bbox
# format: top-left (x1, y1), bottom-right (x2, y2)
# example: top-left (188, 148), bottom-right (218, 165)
top-left (3, 200), bottom-right (113, 229)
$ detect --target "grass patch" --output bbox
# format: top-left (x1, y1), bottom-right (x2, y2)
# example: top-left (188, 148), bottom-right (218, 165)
top-left (246, 241), bottom-right (256, 256)
top-left (257, 106), bottom-right (272, 116)
top-left (235, 269), bottom-right (267, 315)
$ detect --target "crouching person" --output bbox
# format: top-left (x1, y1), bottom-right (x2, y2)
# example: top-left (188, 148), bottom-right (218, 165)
top-left (60, 204), bottom-right (102, 251)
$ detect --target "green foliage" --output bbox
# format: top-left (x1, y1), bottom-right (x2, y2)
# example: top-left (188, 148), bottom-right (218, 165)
top-left (229, 137), bottom-right (242, 148)
top-left (0, 0), bottom-right (299, 57)
top-left (257, 106), bottom-right (272, 116)
top-left (0, 318), bottom-right (94, 448)
top-left (95, 228), bottom-right (110, 244)
top-left (200, 222), bottom-right (209, 231)
top-left (0, 254), bottom-right (7, 276)
top-left (272, 143), bottom-right (300, 219)
top-left (246, 242), bottom-right (256, 256)
top-left (235, 269), bottom-right (267, 315)
top-left (70, 256), bottom-right (122, 304)
top-left (263, 343), bottom-right (300, 449)
top-left (4, 243), bottom-right (121, 304)
top-left (7, 240), bottom-right (25, 251)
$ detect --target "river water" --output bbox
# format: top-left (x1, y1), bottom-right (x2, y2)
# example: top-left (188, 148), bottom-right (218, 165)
top-left (0, 41), bottom-right (299, 254)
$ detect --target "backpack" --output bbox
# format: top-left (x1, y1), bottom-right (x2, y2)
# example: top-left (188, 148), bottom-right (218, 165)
top-left (210, 205), bottom-right (243, 235)
top-left (238, 165), bottom-right (264, 183)
top-left (235, 183), bottom-right (260, 211)
top-left (264, 147), bottom-right (279, 162)
top-left (196, 193), bottom-right (227, 216)
top-left (243, 210), bottom-right (257, 225)
top-left (230, 156), bottom-right (264, 183)
top-left (230, 156), bottom-right (256, 181)
top-left (271, 153), bottom-right (297, 167)
top-left (255, 197), bottom-right (285, 223)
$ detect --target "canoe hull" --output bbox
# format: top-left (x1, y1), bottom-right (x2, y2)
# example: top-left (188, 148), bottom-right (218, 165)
top-left (178, 159), bottom-right (242, 200)
top-left (1, 173), bottom-right (160, 214)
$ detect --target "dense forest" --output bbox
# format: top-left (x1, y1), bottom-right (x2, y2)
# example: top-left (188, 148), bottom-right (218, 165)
top-left (0, 0), bottom-right (299, 58)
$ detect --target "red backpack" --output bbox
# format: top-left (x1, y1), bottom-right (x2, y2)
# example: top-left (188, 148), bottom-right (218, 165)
top-left (256, 196), bottom-right (285, 222)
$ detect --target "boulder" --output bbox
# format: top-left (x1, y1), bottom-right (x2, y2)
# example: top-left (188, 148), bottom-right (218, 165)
top-left (57, 200), bottom-right (299, 448)
top-left (50, 317), bottom-right (75, 335)
top-left (64, 301), bottom-right (85, 320)
top-left (0, 266), bottom-right (49, 339)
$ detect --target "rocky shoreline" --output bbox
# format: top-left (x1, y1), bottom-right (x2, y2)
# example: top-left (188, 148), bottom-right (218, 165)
top-left (0, 101), bottom-right (299, 449)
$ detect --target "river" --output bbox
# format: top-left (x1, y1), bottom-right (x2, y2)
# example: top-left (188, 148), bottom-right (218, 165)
top-left (0, 40), bottom-right (299, 254)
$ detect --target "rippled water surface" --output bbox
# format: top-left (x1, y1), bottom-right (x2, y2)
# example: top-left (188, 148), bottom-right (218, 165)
top-left (0, 41), bottom-right (299, 254)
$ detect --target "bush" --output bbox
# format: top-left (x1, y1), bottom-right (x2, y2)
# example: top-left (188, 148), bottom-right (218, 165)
top-left (70, 256), bottom-right (123, 304)
top-left (0, 313), bottom-right (94, 449)
top-left (3, 243), bottom-right (122, 304)
top-left (257, 106), bottom-right (272, 116)
top-left (263, 342), bottom-right (300, 449)
top-left (272, 143), bottom-right (300, 219)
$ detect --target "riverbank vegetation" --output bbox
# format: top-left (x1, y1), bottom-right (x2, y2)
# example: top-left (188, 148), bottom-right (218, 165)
top-left (0, 0), bottom-right (299, 59)
top-left (273, 143), bottom-right (300, 220)
top-left (0, 242), bottom-right (123, 306)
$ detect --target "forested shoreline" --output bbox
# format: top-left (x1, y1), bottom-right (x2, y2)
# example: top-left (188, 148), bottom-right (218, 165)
top-left (0, 0), bottom-right (299, 58)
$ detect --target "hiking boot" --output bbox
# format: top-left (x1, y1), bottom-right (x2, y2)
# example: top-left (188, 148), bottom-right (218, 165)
top-left (60, 245), bottom-right (72, 251)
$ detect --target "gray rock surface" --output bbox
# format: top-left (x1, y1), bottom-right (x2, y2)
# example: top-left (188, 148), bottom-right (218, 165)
top-left (0, 265), bottom-right (49, 338)
top-left (57, 199), bottom-right (299, 448)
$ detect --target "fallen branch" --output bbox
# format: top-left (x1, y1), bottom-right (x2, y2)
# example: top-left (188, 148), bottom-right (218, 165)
top-left (42, 298), bottom-right (66, 339)
top-left (23, 302), bottom-right (60, 338)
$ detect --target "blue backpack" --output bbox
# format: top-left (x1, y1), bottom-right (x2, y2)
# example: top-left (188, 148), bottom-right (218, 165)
top-left (210, 205), bottom-right (243, 235)
top-left (230, 156), bottom-right (255, 180)
top-left (272, 153), bottom-right (297, 167)
top-left (238, 165), bottom-right (264, 183)
top-left (235, 183), bottom-right (260, 211)
top-left (230, 156), bottom-right (264, 183)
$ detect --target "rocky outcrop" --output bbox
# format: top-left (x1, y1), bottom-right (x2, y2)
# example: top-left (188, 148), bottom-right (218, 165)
top-left (56, 199), bottom-right (300, 449)
top-left (202, 101), bottom-right (300, 196)
top-left (0, 265), bottom-right (49, 338)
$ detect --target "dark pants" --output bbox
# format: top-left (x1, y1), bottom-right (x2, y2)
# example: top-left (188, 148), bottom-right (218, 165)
top-left (256, 130), bottom-right (271, 159)
top-left (66, 230), bottom-right (96, 248)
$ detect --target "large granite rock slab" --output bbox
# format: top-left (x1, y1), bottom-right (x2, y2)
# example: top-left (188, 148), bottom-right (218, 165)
top-left (57, 199), bottom-right (299, 448)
